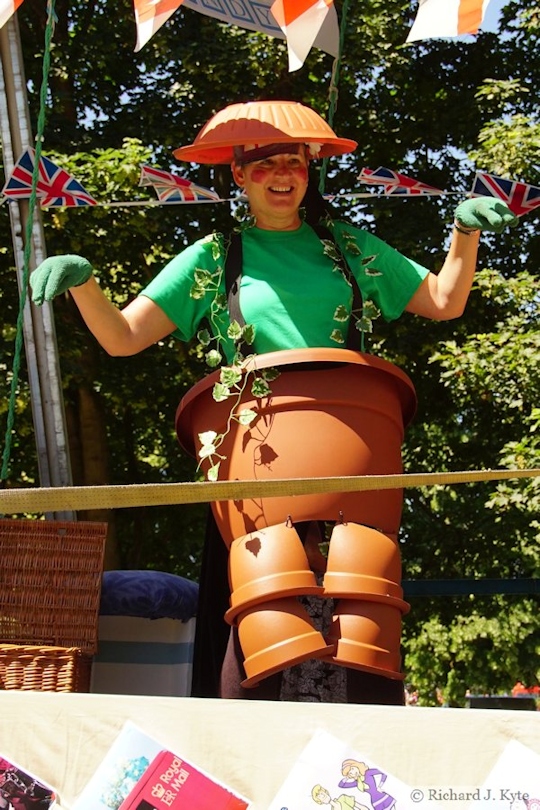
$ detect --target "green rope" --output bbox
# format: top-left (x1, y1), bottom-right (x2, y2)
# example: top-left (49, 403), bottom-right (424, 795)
top-left (319, 0), bottom-right (351, 196)
top-left (1, 0), bottom-right (56, 483)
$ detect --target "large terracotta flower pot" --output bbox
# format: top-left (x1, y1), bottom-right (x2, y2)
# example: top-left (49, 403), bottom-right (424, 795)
top-left (176, 348), bottom-right (417, 548)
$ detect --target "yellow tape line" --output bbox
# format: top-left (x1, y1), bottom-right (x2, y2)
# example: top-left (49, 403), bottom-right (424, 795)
top-left (1, 468), bottom-right (539, 514)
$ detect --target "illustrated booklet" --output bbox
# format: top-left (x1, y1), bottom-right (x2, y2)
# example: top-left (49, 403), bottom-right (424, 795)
top-left (0, 752), bottom-right (57, 809)
top-left (72, 721), bottom-right (251, 810)
top-left (267, 728), bottom-right (443, 810)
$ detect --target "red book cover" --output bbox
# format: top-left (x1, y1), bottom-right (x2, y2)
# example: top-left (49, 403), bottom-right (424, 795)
top-left (118, 749), bottom-right (250, 810)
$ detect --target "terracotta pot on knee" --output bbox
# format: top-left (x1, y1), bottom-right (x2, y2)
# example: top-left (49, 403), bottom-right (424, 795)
top-left (236, 596), bottom-right (335, 688)
top-left (323, 522), bottom-right (406, 607)
top-left (326, 599), bottom-right (406, 680)
top-left (323, 522), bottom-right (409, 680)
top-left (225, 521), bottom-right (322, 624)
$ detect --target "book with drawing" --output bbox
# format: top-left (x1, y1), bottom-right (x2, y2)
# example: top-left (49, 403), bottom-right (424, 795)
top-left (268, 728), bottom-right (443, 810)
top-left (0, 753), bottom-right (57, 809)
top-left (72, 721), bottom-right (251, 810)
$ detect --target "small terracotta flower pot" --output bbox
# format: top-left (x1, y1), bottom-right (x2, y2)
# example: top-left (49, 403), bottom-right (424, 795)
top-left (323, 522), bottom-right (406, 608)
top-left (225, 522), bottom-right (323, 624)
top-left (237, 596), bottom-right (335, 688)
top-left (176, 349), bottom-right (417, 546)
top-left (326, 599), bottom-right (405, 680)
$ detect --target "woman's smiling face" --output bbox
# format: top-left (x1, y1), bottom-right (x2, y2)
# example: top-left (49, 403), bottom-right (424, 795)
top-left (232, 147), bottom-right (309, 231)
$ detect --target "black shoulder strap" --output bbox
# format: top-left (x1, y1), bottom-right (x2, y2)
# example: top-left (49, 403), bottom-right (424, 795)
top-left (224, 224), bottom-right (364, 352)
top-left (225, 230), bottom-right (246, 329)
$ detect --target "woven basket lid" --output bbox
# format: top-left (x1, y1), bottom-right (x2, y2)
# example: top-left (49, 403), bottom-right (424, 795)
top-left (173, 100), bottom-right (357, 164)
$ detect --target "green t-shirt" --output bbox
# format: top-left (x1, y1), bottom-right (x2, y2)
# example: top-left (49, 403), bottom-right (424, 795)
top-left (140, 221), bottom-right (428, 362)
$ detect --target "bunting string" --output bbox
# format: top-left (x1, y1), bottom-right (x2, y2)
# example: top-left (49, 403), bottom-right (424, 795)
top-left (3, 157), bottom-right (539, 215)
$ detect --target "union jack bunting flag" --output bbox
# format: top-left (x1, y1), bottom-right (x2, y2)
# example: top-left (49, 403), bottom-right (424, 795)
top-left (471, 171), bottom-right (540, 217)
top-left (2, 148), bottom-right (97, 207)
top-left (358, 166), bottom-right (444, 195)
top-left (139, 165), bottom-right (221, 203)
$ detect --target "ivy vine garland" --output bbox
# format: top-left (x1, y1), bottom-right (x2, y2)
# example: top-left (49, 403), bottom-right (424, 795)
top-left (190, 214), bottom-right (383, 480)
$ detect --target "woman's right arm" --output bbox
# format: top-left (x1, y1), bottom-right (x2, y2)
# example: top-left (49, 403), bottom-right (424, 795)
top-left (69, 277), bottom-right (177, 357)
top-left (30, 254), bottom-right (177, 357)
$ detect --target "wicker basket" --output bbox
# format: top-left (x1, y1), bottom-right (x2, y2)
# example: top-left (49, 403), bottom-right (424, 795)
top-left (0, 644), bottom-right (81, 691)
top-left (0, 519), bottom-right (107, 653)
top-left (0, 519), bottom-right (107, 691)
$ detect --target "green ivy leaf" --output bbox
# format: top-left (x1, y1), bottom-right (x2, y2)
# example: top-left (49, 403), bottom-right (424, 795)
top-left (197, 328), bottom-right (211, 347)
top-left (205, 349), bottom-right (222, 368)
top-left (207, 462), bottom-right (221, 481)
top-left (363, 300), bottom-right (381, 319)
top-left (356, 316), bottom-right (374, 333)
top-left (209, 235), bottom-right (222, 261)
top-left (227, 320), bottom-right (243, 341)
top-left (193, 267), bottom-right (214, 286)
top-left (214, 293), bottom-right (227, 310)
top-left (242, 324), bottom-right (256, 345)
top-left (333, 304), bottom-right (349, 322)
top-left (220, 366), bottom-right (243, 387)
top-left (251, 377), bottom-right (271, 398)
top-left (237, 408), bottom-right (258, 425)
top-left (198, 443), bottom-right (217, 459)
top-left (342, 233), bottom-right (362, 256)
top-left (365, 267), bottom-right (383, 277)
top-left (322, 239), bottom-right (340, 263)
top-left (198, 430), bottom-right (218, 447)
top-left (262, 367), bottom-right (280, 382)
top-left (330, 328), bottom-right (345, 344)
top-left (213, 382), bottom-right (231, 402)
top-left (189, 282), bottom-right (206, 300)
top-left (361, 254), bottom-right (377, 266)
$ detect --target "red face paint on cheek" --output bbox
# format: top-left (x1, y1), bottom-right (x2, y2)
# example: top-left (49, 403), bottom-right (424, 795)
top-left (250, 167), bottom-right (268, 184)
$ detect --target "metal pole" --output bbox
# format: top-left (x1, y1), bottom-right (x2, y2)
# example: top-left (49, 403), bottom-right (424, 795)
top-left (0, 13), bottom-right (74, 518)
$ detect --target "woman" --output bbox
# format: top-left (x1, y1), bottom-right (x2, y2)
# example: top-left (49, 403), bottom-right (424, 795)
top-left (30, 100), bottom-right (518, 704)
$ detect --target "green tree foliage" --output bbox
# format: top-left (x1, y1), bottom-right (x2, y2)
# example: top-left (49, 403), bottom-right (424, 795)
top-left (1, 0), bottom-right (538, 696)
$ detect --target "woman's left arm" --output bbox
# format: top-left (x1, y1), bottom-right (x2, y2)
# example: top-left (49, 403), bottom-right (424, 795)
top-left (406, 197), bottom-right (518, 321)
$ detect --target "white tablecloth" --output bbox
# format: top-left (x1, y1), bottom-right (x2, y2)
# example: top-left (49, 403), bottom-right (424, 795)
top-left (0, 692), bottom-right (539, 809)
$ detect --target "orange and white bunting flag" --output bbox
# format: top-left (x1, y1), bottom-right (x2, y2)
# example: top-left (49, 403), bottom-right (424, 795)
top-left (271, 0), bottom-right (339, 71)
top-left (406, 0), bottom-right (492, 42)
top-left (0, 0), bottom-right (24, 30)
top-left (133, 0), bottom-right (184, 51)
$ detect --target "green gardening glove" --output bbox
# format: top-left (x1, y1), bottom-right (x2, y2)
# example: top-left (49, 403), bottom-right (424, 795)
top-left (30, 254), bottom-right (93, 306)
top-left (453, 197), bottom-right (519, 234)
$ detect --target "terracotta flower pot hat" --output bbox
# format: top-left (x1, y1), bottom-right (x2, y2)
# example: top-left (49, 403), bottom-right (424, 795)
top-left (173, 100), bottom-right (358, 164)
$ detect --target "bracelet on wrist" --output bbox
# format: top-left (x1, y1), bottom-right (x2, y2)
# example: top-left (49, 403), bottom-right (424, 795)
top-left (453, 219), bottom-right (480, 236)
